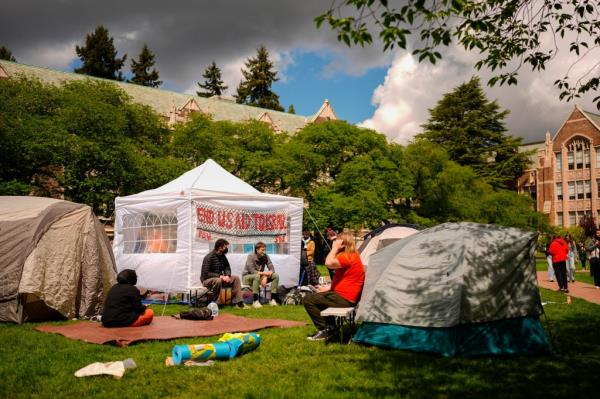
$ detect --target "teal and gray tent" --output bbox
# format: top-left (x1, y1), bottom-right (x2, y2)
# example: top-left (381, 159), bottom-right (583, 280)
top-left (352, 222), bottom-right (551, 356)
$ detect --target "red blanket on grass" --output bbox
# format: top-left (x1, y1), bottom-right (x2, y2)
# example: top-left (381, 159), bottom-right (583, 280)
top-left (36, 314), bottom-right (305, 347)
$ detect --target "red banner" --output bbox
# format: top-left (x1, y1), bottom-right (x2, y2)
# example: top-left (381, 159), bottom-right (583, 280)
top-left (195, 203), bottom-right (288, 237)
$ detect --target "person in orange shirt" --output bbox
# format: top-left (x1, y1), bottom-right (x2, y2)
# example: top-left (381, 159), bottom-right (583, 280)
top-left (304, 232), bottom-right (365, 341)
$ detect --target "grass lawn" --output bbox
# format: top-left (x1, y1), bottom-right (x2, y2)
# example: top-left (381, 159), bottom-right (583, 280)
top-left (2, 288), bottom-right (600, 398)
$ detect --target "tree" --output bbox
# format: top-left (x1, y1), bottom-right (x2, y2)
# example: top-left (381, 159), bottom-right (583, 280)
top-left (288, 104), bottom-right (296, 114)
top-left (75, 25), bottom-right (126, 81)
top-left (197, 61), bottom-right (227, 97)
top-left (130, 44), bottom-right (162, 87)
top-left (416, 77), bottom-right (530, 189)
top-left (0, 45), bottom-right (16, 62)
top-left (235, 46), bottom-right (284, 111)
top-left (316, 1), bottom-right (600, 109)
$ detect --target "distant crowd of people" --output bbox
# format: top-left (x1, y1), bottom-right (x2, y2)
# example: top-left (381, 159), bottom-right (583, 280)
top-left (546, 230), bottom-right (600, 293)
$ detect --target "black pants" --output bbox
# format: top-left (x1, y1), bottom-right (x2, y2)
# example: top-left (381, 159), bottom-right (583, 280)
top-left (303, 291), bottom-right (354, 331)
top-left (553, 261), bottom-right (568, 291)
top-left (591, 257), bottom-right (600, 287)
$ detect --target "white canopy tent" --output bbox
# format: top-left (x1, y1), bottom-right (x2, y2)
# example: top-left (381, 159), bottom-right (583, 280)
top-left (113, 159), bottom-right (304, 293)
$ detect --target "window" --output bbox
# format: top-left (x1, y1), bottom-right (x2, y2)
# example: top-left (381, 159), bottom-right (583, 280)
top-left (576, 149), bottom-right (583, 169)
top-left (585, 149), bottom-right (591, 168)
top-left (596, 149), bottom-right (600, 168)
top-left (585, 180), bottom-right (592, 199)
top-left (568, 151), bottom-right (574, 170)
top-left (555, 153), bottom-right (562, 172)
top-left (597, 179), bottom-right (600, 198)
top-left (122, 213), bottom-right (178, 254)
top-left (556, 183), bottom-right (563, 200)
top-left (577, 181), bottom-right (584, 199)
top-left (569, 211), bottom-right (576, 225)
top-left (568, 181), bottom-right (575, 200)
top-left (557, 212), bottom-right (563, 226)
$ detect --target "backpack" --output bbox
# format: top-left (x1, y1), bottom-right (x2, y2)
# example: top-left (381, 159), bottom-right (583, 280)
top-left (176, 307), bottom-right (213, 320)
top-left (282, 286), bottom-right (316, 305)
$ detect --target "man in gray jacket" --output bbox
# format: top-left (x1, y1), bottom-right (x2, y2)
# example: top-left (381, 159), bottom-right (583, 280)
top-left (243, 242), bottom-right (280, 307)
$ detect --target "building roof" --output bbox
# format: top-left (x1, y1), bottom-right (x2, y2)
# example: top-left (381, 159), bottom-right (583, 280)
top-left (0, 60), bottom-right (319, 133)
top-left (582, 109), bottom-right (600, 131)
top-left (518, 141), bottom-right (545, 169)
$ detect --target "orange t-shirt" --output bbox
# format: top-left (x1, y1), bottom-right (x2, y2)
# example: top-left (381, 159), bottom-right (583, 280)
top-left (331, 252), bottom-right (365, 303)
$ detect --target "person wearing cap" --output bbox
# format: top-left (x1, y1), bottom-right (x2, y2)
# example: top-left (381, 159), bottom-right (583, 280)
top-left (243, 242), bottom-right (280, 307)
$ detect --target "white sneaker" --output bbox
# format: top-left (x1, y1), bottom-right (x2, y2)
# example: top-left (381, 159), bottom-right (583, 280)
top-left (269, 299), bottom-right (278, 306)
top-left (252, 300), bottom-right (262, 308)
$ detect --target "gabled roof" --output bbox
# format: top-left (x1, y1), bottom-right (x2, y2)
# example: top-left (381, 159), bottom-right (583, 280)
top-left (131, 158), bottom-right (260, 197)
top-left (0, 60), bottom-right (314, 133)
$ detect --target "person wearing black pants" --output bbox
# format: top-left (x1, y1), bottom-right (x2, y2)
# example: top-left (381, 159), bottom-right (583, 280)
top-left (587, 229), bottom-right (600, 289)
top-left (549, 235), bottom-right (569, 293)
top-left (304, 232), bottom-right (365, 341)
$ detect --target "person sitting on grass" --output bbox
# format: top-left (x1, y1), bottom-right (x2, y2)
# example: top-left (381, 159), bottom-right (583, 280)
top-left (102, 269), bottom-right (154, 328)
top-left (304, 232), bottom-right (365, 341)
top-left (243, 242), bottom-right (280, 308)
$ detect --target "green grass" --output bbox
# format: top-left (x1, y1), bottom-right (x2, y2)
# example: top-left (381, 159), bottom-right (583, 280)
top-left (2, 290), bottom-right (600, 399)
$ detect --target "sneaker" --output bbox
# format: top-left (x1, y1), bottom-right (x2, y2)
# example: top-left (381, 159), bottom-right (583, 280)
top-left (236, 302), bottom-right (249, 309)
top-left (269, 299), bottom-right (279, 306)
top-left (564, 289), bottom-right (570, 293)
top-left (307, 330), bottom-right (331, 341)
top-left (549, 279), bottom-right (554, 282)
top-left (252, 300), bottom-right (262, 308)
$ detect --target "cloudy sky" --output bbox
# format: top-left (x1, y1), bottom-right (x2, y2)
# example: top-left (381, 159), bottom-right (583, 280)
top-left (1, 0), bottom-right (598, 144)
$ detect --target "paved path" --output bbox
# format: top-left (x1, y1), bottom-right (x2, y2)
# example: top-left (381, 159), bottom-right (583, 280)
top-left (537, 271), bottom-right (600, 305)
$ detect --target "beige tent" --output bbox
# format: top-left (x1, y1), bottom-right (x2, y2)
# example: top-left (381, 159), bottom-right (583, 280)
top-left (0, 196), bottom-right (116, 323)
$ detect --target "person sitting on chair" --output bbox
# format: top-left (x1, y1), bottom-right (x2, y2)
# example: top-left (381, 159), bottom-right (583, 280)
top-left (304, 232), bottom-right (365, 341)
top-left (243, 242), bottom-right (280, 308)
top-left (102, 269), bottom-right (154, 328)
top-left (201, 238), bottom-right (245, 308)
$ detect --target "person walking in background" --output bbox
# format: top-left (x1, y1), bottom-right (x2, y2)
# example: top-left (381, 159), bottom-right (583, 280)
top-left (102, 269), bottom-right (154, 328)
top-left (545, 236), bottom-right (555, 282)
top-left (243, 242), bottom-right (280, 307)
top-left (586, 229), bottom-right (600, 289)
top-left (578, 243), bottom-right (588, 271)
top-left (548, 235), bottom-right (569, 293)
top-left (304, 232), bottom-right (365, 341)
top-left (565, 234), bottom-right (578, 283)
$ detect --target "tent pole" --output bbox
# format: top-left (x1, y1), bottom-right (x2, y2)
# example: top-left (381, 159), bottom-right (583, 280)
top-left (305, 208), bottom-right (331, 251)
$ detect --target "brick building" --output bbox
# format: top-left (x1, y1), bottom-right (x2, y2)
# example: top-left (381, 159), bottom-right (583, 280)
top-left (519, 105), bottom-right (600, 227)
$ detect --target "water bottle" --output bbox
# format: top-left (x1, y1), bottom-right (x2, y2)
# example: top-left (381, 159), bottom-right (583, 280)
top-left (207, 302), bottom-right (219, 317)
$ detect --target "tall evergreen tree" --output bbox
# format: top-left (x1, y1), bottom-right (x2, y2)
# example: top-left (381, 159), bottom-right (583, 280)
top-left (75, 25), bottom-right (126, 81)
top-left (197, 61), bottom-right (227, 97)
top-left (416, 77), bottom-right (530, 189)
top-left (288, 104), bottom-right (296, 114)
top-left (235, 46), bottom-right (283, 111)
top-left (130, 44), bottom-right (162, 87)
top-left (0, 45), bottom-right (16, 62)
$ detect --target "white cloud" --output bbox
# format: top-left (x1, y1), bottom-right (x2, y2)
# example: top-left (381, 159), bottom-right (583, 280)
top-left (21, 41), bottom-right (76, 70)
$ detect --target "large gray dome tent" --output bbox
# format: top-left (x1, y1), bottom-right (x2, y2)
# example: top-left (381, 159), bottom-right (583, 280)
top-left (352, 222), bottom-right (551, 356)
top-left (0, 196), bottom-right (117, 323)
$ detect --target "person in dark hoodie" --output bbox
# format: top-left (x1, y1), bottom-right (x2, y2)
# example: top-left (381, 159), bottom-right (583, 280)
top-left (102, 269), bottom-right (154, 327)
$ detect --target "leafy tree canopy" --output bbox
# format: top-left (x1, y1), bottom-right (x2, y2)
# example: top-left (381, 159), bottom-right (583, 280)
top-left (236, 46), bottom-right (284, 111)
top-left (0, 45), bottom-right (16, 62)
top-left (316, 0), bottom-right (600, 109)
top-left (197, 61), bottom-right (228, 97)
top-left (130, 44), bottom-right (162, 87)
top-left (75, 25), bottom-right (127, 81)
top-left (416, 77), bottom-right (531, 188)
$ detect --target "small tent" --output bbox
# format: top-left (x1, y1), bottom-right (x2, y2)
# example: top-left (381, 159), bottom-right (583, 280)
top-left (0, 196), bottom-right (117, 323)
top-left (113, 159), bottom-right (303, 292)
top-left (352, 222), bottom-right (551, 356)
top-left (358, 224), bottom-right (420, 267)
